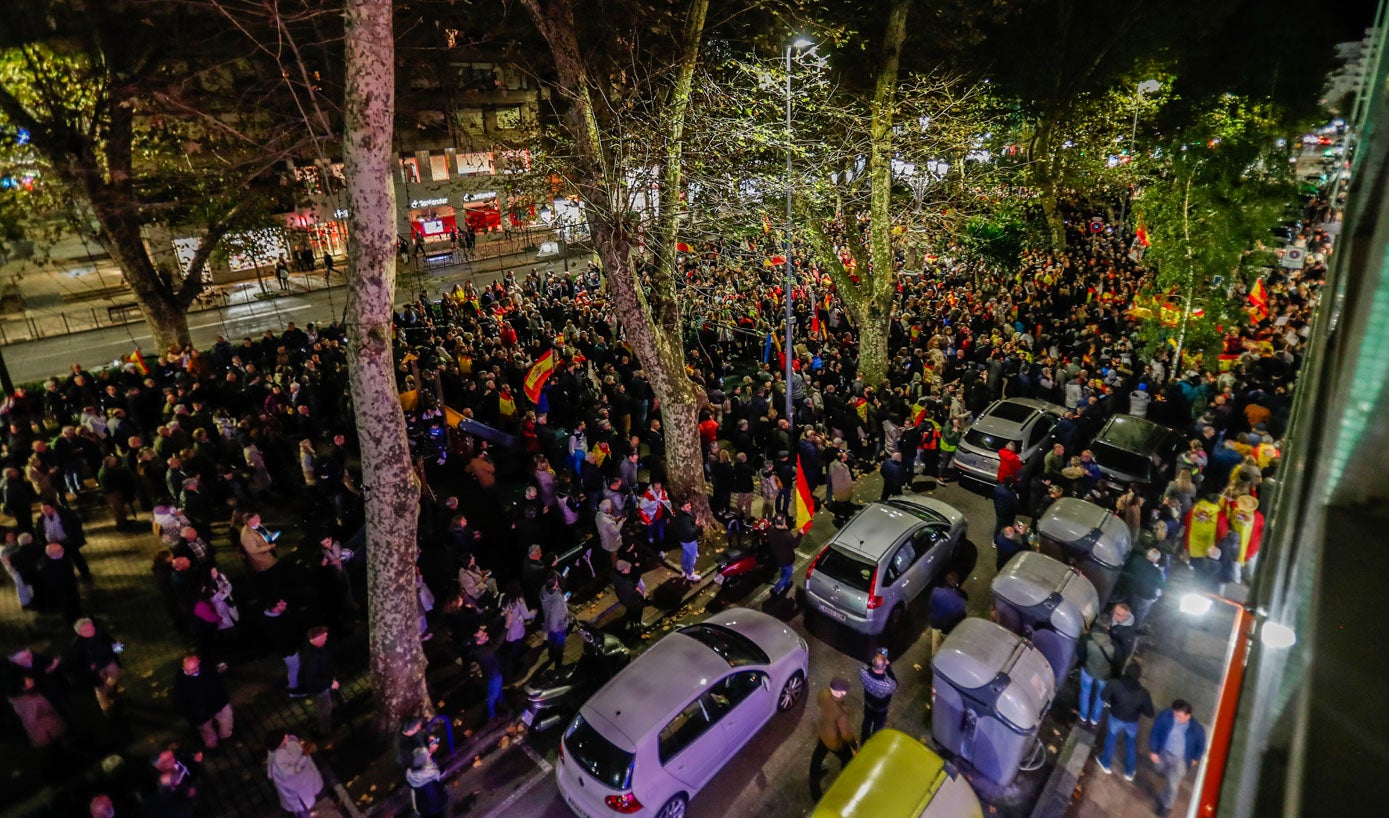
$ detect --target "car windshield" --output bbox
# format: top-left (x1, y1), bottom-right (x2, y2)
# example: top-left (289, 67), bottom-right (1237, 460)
top-left (963, 428), bottom-right (1017, 452)
top-left (564, 715), bottom-right (634, 790)
top-left (1090, 442), bottom-right (1153, 480)
top-left (677, 623), bottom-right (770, 667)
top-left (815, 547), bottom-right (875, 592)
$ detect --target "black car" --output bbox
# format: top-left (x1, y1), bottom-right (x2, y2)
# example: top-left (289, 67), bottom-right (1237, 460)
top-left (1087, 414), bottom-right (1184, 495)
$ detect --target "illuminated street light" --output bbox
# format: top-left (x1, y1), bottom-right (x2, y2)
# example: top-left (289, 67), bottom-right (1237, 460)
top-left (784, 37), bottom-right (814, 421)
top-left (1180, 592), bottom-right (1215, 616)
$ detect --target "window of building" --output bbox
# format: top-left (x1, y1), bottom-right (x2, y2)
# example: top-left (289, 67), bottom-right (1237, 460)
top-left (495, 106), bottom-right (522, 131)
top-left (429, 154), bottom-right (450, 182)
top-left (458, 108), bottom-right (484, 133)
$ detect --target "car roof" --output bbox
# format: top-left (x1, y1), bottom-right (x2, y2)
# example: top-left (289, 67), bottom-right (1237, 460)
top-left (828, 502), bottom-right (926, 559)
top-left (973, 398), bottom-right (1063, 436)
top-left (1093, 414), bottom-right (1173, 453)
top-left (580, 630), bottom-right (744, 746)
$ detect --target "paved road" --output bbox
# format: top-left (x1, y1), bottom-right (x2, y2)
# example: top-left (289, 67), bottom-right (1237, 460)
top-left (442, 474), bottom-right (1061, 818)
top-left (0, 254), bottom-right (575, 385)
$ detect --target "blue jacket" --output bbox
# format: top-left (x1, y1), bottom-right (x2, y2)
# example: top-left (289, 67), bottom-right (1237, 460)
top-left (1148, 709), bottom-right (1206, 765)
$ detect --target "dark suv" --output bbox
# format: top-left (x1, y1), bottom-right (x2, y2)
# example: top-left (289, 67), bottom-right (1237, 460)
top-left (1087, 414), bottom-right (1184, 495)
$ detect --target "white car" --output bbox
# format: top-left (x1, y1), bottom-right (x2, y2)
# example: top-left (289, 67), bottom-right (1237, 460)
top-left (556, 608), bottom-right (810, 818)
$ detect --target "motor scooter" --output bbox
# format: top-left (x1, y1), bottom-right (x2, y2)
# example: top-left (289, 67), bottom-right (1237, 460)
top-left (713, 517), bottom-right (774, 592)
top-left (521, 619), bottom-right (630, 731)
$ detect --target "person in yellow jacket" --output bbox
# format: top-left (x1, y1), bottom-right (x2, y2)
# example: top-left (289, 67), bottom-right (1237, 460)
top-left (1184, 495), bottom-right (1222, 560)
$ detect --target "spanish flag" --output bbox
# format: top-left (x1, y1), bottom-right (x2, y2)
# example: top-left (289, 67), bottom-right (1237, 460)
top-left (794, 455), bottom-right (815, 534)
top-left (523, 349), bottom-right (556, 404)
top-left (127, 348), bottom-right (149, 376)
top-left (1247, 278), bottom-right (1269, 323)
top-left (676, 242), bottom-right (693, 253)
top-left (1135, 221), bottom-right (1151, 247)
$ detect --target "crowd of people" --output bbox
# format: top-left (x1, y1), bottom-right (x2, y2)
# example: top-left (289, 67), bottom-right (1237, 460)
top-left (0, 190), bottom-right (1328, 816)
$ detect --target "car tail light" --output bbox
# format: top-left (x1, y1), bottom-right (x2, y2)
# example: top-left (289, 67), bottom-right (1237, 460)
top-left (866, 568), bottom-right (883, 609)
top-left (605, 793), bottom-right (643, 813)
top-left (806, 546), bottom-right (827, 580)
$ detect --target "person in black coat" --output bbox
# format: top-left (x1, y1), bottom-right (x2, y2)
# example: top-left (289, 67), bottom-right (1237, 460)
top-left (879, 451), bottom-right (907, 501)
top-left (611, 560), bottom-right (646, 638)
top-left (994, 525), bottom-right (1028, 571)
top-left (297, 626), bottom-right (337, 737)
top-left (37, 543), bottom-right (82, 622)
top-left (171, 655), bottom-right (233, 749)
top-left (991, 479), bottom-right (1020, 538)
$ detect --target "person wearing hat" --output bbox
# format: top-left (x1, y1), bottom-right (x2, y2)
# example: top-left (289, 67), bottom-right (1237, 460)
top-left (858, 649), bottom-right (898, 743)
top-left (1218, 495), bottom-right (1264, 584)
top-left (810, 676), bottom-right (857, 793)
top-left (611, 560), bottom-right (646, 639)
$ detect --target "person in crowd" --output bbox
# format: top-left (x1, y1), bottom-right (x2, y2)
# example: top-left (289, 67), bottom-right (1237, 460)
top-left (858, 648), bottom-right (898, 743)
top-left (926, 572), bottom-right (968, 654)
top-left (809, 676), bottom-right (857, 797)
top-left (1148, 699), bottom-right (1208, 817)
top-left (171, 655), bottom-right (234, 749)
top-left (1097, 663), bottom-right (1155, 780)
top-left (267, 733), bottom-right (323, 818)
top-left (297, 626), bottom-right (338, 738)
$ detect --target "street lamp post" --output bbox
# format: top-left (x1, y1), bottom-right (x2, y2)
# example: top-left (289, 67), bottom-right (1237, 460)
top-left (785, 37), bottom-right (812, 424)
top-left (1121, 79), bottom-right (1161, 229)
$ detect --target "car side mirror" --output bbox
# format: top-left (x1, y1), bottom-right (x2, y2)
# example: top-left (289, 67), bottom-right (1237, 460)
top-left (760, 675), bottom-right (771, 691)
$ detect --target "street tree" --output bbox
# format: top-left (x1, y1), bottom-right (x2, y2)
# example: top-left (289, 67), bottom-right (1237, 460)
top-left (1133, 95), bottom-right (1296, 368)
top-left (518, 0), bottom-right (715, 518)
top-left (0, 0), bottom-right (308, 349)
top-left (339, 0), bottom-right (431, 729)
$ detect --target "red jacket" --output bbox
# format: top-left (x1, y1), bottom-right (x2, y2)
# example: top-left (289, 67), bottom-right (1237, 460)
top-left (997, 448), bottom-right (1022, 484)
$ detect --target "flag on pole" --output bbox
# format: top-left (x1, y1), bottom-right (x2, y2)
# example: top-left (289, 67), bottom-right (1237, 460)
top-left (127, 348), bottom-right (149, 376)
top-left (768, 254), bottom-right (787, 267)
top-left (1135, 221), bottom-right (1151, 247)
top-left (1247, 278), bottom-right (1269, 323)
top-left (762, 214), bottom-right (773, 235)
top-left (794, 455), bottom-right (815, 534)
top-left (675, 242), bottom-right (693, 253)
top-left (523, 349), bottom-right (557, 404)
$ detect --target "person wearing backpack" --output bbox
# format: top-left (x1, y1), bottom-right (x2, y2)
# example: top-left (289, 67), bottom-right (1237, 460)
top-left (1078, 622), bottom-right (1117, 727)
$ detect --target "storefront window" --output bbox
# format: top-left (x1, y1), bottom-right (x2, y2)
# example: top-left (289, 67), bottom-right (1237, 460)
top-left (457, 151), bottom-right (494, 176)
top-left (400, 157), bottom-right (421, 183)
top-left (409, 204), bottom-right (458, 244)
top-left (429, 154), bottom-right (450, 182)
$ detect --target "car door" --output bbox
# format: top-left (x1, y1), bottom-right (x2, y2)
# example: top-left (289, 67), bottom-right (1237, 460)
top-left (1026, 414), bottom-right (1058, 460)
top-left (659, 692), bottom-right (728, 789)
top-left (883, 537), bottom-right (922, 604)
top-left (709, 669), bottom-right (774, 757)
top-left (911, 523), bottom-right (955, 588)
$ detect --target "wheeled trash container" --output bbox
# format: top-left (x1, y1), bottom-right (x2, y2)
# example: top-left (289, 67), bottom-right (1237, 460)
top-left (1035, 498), bottom-right (1131, 607)
top-left (991, 551), bottom-right (1099, 682)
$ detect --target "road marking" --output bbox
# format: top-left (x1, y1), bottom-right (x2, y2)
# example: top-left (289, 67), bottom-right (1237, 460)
top-left (481, 764), bottom-right (552, 818)
top-left (521, 741), bottom-right (553, 773)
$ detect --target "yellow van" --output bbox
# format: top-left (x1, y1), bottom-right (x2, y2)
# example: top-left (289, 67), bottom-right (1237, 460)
top-left (812, 729), bottom-right (983, 818)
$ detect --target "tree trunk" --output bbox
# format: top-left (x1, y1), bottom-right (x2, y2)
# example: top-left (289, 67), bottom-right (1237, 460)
top-left (88, 203), bottom-right (195, 350)
top-left (855, 303), bottom-right (890, 388)
top-left (138, 296), bottom-right (193, 350)
top-left (1039, 178), bottom-right (1067, 249)
top-left (343, 0), bottom-right (429, 732)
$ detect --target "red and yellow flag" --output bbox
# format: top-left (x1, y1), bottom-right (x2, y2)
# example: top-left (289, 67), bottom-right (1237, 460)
top-left (675, 241), bottom-right (693, 253)
top-left (127, 348), bottom-right (149, 376)
top-left (523, 349), bottom-right (557, 404)
top-left (794, 455), bottom-right (815, 534)
top-left (1247, 278), bottom-right (1269, 323)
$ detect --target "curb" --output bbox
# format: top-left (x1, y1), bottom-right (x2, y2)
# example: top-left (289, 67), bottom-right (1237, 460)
top-left (364, 717), bottom-right (518, 817)
top-left (1029, 719), bottom-right (1096, 818)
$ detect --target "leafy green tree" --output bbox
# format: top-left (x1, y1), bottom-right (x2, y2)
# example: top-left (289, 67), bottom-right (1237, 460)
top-left (1134, 95), bottom-right (1295, 367)
top-left (0, 0), bottom-right (309, 349)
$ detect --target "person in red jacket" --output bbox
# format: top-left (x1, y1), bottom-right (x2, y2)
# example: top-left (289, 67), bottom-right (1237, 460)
top-left (997, 441), bottom-right (1023, 485)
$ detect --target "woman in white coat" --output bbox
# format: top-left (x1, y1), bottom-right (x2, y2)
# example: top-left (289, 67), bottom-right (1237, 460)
top-left (267, 733), bottom-right (323, 818)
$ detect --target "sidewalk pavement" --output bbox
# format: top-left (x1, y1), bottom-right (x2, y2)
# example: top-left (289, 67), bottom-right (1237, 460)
top-left (1032, 568), bottom-right (1245, 818)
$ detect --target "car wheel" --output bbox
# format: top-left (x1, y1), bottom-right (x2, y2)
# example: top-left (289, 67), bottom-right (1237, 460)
top-left (656, 794), bottom-right (689, 818)
top-left (778, 671), bottom-right (806, 712)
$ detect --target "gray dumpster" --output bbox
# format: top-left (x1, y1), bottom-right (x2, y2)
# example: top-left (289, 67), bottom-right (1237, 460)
top-left (1035, 498), bottom-right (1131, 607)
top-left (930, 618), bottom-right (1056, 787)
top-left (991, 551), bottom-right (1099, 682)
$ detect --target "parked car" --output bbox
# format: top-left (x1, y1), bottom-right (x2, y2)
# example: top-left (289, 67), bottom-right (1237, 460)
top-left (1086, 414), bottom-right (1184, 494)
top-left (950, 398), bottom-right (1064, 485)
top-left (811, 728), bottom-right (982, 818)
top-left (803, 495), bottom-right (966, 636)
top-left (555, 608), bottom-right (809, 818)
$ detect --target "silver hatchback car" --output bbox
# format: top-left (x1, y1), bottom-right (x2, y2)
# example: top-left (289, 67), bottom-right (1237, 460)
top-left (803, 495), bottom-right (966, 635)
top-left (951, 398), bottom-right (1065, 485)
top-left (556, 608), bottom-right (809, 818)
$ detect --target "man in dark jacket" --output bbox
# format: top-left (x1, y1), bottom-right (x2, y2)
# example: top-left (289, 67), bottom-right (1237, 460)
top-left (469, 625), bottom-right (505, 720)
top-left (926, 572), bottom-right (969, 654)
top-left (297, 626), bottom-right (337, 737)
top-left (1098, 663), bottom-right (1155, 779)
top-left (768, 515), bottom-right (800, 597)
top-left (669, 500), bottom-right (702, 582)
top-left (991, 479), bottom-right (1020, 538)
top-left (611, 560), bottom-right (646, 638)
top-left (879, 451), bottom-right (907, 501)
top-left (1107, 602), bottom-right (1138, 669)
top-left (38, 543), bottom-right (82, 622)
top-left (1123, 548), bottom-right (1166, 628)
top-left (994, 524), bottom-right (1028, 571)
top-left (65, 617), bottom-right (121, 713)
top-left (171, 655), bottom-right (233, 749)
top-left (259, 599), bottom-right (304, 695)
top-left (1148, 700), bottom-right (1207, 816)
